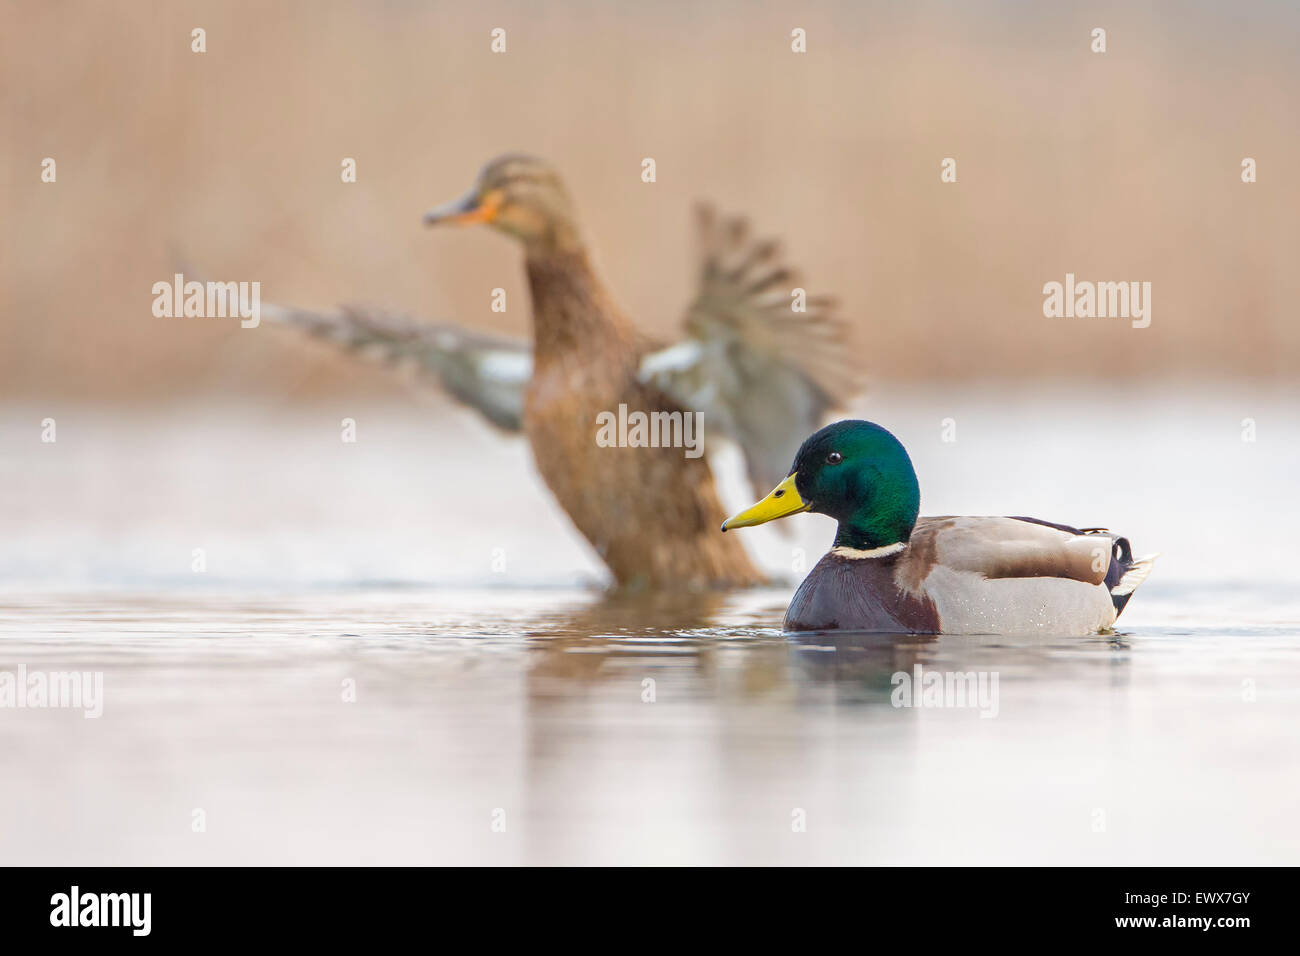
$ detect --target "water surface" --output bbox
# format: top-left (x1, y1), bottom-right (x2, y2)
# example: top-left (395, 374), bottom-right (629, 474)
top-left (2, 390), bottom-right (1297, 864)
top-left (2, 582), bottom-right (1297, 865)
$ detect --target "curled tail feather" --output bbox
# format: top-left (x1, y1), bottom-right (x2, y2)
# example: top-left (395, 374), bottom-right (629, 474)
top-left (1109, 542), bottom-right (1159, 617)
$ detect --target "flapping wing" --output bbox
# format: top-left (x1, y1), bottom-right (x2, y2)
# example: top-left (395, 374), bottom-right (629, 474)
top-left (638, 204), bottom-right (862, 493)
top-left (263, 303), bottom-right (531, 431)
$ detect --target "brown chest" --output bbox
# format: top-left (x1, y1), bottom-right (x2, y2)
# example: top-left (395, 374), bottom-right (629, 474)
top-left (523, 356), bottom-right (722, 542)
top-left (785, 554), bottom-right (941, 633)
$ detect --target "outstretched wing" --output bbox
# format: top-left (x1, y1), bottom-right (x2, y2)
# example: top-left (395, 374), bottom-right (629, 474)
top-left (638, 204), bottom-right (862, 494)
top-left (263, 303), bottom-right (531, 431)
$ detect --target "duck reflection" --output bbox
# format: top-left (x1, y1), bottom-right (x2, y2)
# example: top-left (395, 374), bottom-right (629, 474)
top-left (516, 588), bottom-right (1132, 704)
top-left (786, 631), bottom-right (939, 702)
top-left (501, 590), bottom-right (1133, 863)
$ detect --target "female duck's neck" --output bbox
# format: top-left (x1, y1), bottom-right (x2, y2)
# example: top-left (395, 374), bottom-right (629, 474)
top-left (524, 245), bottom-right (631, 359)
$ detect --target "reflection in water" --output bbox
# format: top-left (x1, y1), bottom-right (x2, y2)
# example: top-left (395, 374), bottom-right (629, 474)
top-left (788, 632), bottom-right (940, 700)
top-left (0, 586), bottom-right (1295, 865)
top-left (519, 587), bottom-right (1132, 705)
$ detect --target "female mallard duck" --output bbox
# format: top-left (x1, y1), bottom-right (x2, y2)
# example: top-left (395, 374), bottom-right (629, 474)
top-left (722, 420), bottom-right (1157, 634)
top-left (266, 155), bottom-right (859, 590)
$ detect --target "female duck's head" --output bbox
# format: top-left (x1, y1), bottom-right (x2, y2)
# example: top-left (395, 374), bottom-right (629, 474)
top-left (721, 420), bottom-right (921, 550)
top-left (422, 154), bottom-right (582, 253)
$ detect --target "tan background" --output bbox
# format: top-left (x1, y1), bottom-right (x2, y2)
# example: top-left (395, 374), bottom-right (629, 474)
top-left (3, 0), bottom-right (1298, 403)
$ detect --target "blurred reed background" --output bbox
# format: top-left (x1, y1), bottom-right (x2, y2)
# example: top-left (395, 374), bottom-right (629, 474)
top-left (2, 0), bottom-right (1297, 404)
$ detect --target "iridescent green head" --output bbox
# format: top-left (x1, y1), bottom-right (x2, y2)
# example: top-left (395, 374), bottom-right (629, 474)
top-left (722, 420), bottom-right (921, 550)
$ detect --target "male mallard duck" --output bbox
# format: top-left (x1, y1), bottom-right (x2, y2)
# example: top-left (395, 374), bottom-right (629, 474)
top-left (722, 420), bottom-right (1157, 634)
top-left (267, 154), bottom-right (858, 589)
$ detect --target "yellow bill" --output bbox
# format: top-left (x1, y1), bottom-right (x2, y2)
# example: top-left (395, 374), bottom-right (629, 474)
top-left (721, 473), bottom-right (809, 531)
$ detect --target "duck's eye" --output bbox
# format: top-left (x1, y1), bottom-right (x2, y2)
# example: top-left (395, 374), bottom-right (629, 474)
top-left (827, 451), bottom-right (843, 465)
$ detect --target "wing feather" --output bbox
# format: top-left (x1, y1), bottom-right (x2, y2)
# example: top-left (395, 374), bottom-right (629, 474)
top-left (640, 204), bottom-right (863, 492)
top-left (263, 302), bottom-right (531, 431)
top-left (914, 516), bottom-right (1114, 586)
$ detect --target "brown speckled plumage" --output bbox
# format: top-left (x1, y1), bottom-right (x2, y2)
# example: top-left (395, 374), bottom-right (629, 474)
top-left (524, 248), bottom-right (763, 589)
top-left (266, 154), bottom-right (859, 590)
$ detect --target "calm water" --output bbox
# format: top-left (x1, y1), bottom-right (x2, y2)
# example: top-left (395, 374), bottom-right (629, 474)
top-left (2, 389), bottom-right (1298, 864)
top-left (1, 584), bottom-right (1298, 865)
